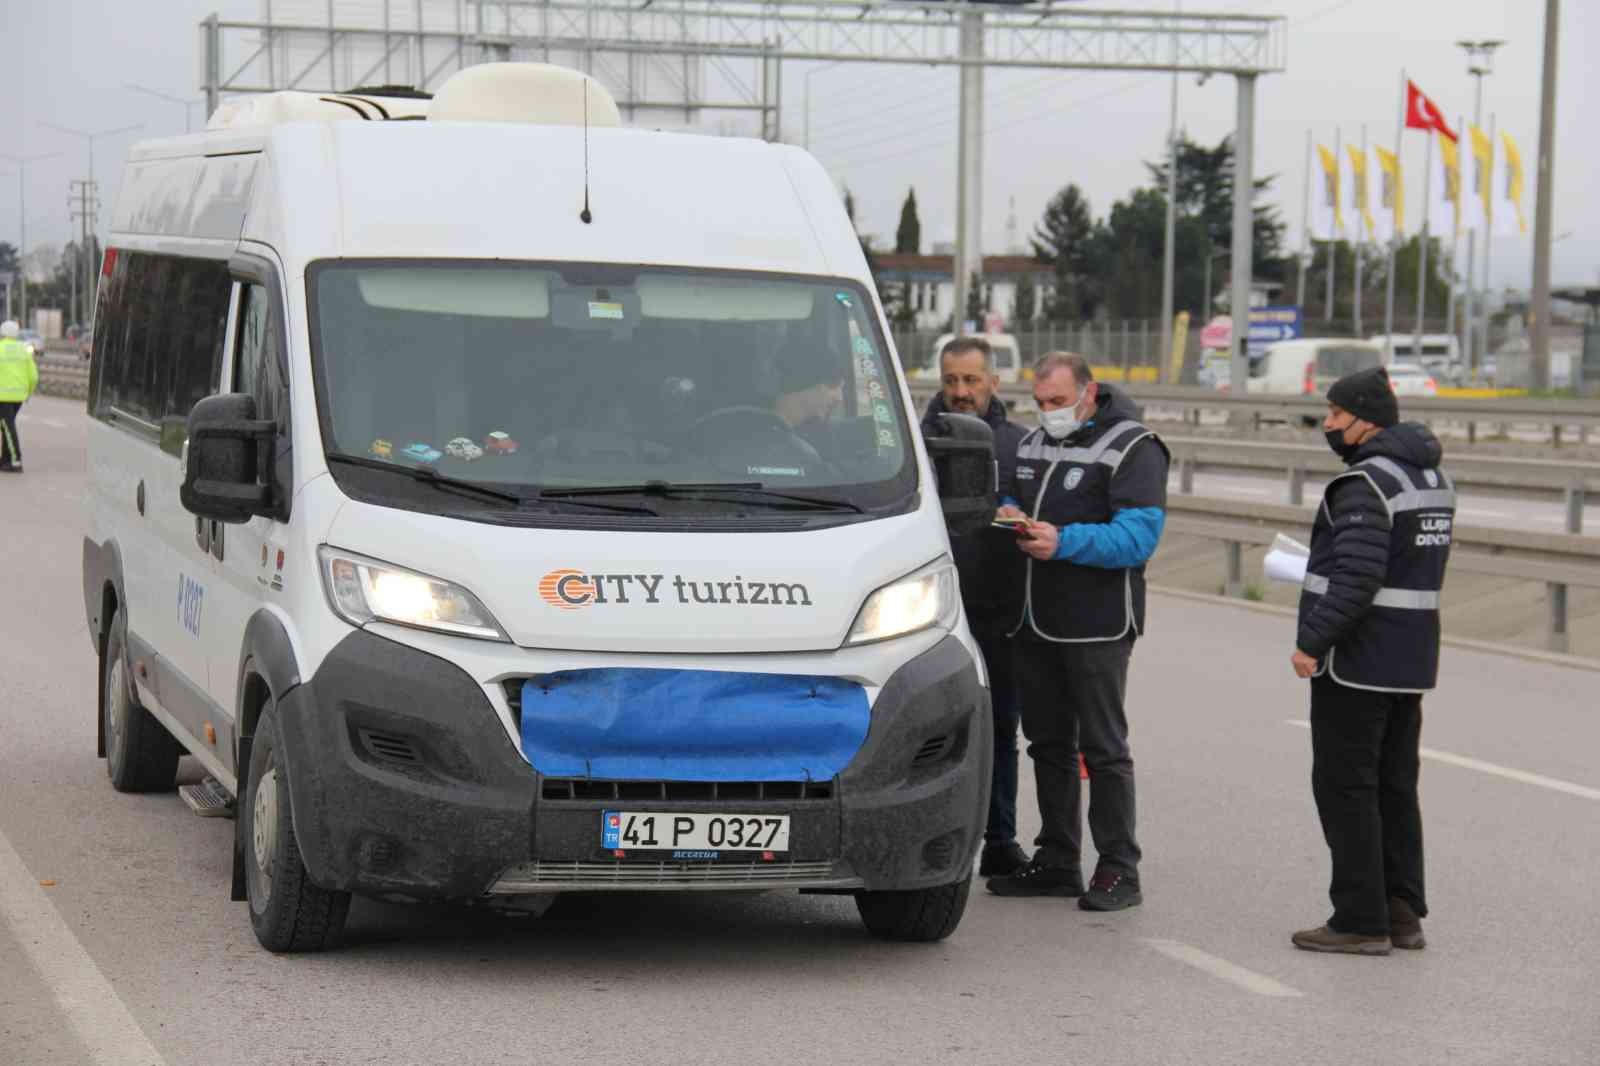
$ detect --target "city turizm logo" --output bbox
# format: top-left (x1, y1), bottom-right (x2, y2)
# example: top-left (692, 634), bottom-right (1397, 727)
top-left (538, 569), bottom-right (813, 610)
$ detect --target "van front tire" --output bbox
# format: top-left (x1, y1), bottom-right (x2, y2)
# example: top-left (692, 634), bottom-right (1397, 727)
top-left (102, 608), bottom-right (181, 793)
top-left (855, 877), bottom-right (971, 942)
top-left (243, 699), bottom-right (350, 953)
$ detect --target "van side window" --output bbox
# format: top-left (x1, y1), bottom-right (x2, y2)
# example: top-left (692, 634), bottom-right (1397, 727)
top-left (235, 283), bottom-right (287, 427)
top-left (91, 252), bottom-right (231, 447)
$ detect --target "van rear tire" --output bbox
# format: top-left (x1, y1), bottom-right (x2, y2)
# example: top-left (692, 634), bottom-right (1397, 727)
top-left (102, 608), bottom-right (181, 793)
top-left (243, 698), bottom-right (351, 953)
top-left (855, 877), bottom-right (971, 942)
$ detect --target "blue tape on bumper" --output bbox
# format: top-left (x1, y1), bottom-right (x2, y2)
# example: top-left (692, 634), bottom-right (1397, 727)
top-left (519, 669), bottom-right (870, 781)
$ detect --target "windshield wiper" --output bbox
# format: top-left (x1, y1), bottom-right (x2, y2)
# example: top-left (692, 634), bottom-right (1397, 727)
top-left (325, 453), bottom-right (657, 514)
top-left (539, 480), bottom-right (865, 513)
top-left (327, 452), bottom-right (523, 505)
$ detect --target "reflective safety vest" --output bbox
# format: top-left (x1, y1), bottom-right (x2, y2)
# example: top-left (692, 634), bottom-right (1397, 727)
top-left (1009, 418), bottom-right (1165, 643)
top-left (1300, 454), bottom-right (1456, 692)
top-left (0, 337), bottom-right (39, 403)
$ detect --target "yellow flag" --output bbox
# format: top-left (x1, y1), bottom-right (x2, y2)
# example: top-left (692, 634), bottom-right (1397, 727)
top-left (1466, 125), bottom-right (1491, 231)
top-left (1493, 131), bottom-right (1527, 236)
top-left (1311, 144), bottom-right (1341, 240)
top-left (1345, 145), bottom-right (1373, 242)
top-left (1373, 146), bottom-right (1403, 240)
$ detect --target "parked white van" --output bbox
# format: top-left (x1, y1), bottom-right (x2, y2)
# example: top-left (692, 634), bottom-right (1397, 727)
top-left (1369, 333), bottom-right (1461, 383)
top-left (82, 65), bottom-right (997, 952)
top-left (1248, 338), bottom-right (1385, 397)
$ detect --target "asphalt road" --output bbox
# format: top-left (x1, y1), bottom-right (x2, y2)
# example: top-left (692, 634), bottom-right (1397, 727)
top-left (3, 393), bottom-right (1598, 1066)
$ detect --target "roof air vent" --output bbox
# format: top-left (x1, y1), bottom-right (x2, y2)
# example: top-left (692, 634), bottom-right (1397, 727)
top-left (428, 62), bottom-right (621, 128)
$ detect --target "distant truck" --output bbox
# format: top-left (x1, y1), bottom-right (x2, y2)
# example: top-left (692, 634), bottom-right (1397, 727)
top-left (1369, 333), bottom-right (1461, 384)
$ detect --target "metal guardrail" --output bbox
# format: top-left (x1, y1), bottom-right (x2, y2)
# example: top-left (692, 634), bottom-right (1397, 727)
top-left (1165, 496), bottom-right (1600, 654)
top-left (37, 361), bottom-right (90, 401)
top-left (1164, 435), bottom-right (1595, 534)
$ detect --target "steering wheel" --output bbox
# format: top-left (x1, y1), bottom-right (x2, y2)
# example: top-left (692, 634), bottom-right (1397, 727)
top-left (683, 405), bottom-right (823, 470)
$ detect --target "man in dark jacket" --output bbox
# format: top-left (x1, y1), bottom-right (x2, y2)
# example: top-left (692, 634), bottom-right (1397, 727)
top-left (987, 352), bottom-right (1169, 911)
top-left (1291, 366), bottom-right (1454, 956)
top-left (920, 336), bottom-right (1030, 876)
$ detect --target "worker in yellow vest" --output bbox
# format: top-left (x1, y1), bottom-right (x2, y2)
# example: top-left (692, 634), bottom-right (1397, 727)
top-left (0, 320), bottom-right (41, 473)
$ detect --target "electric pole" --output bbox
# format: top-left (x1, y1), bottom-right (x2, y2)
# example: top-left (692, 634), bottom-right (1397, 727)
top-left (1, 151), bottom-right (63, 326)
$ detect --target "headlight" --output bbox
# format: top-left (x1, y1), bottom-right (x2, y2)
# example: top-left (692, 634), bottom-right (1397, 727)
top-left (844, 557), bottom-right (958, 646)
top-left (318, 547), bottom-right (509, 642)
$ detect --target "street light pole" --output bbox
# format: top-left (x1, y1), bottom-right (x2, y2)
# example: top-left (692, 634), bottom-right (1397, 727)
top-left (1529, 0), bottom-right (1559, 391)
top-left (0, 151), bottom-right (63, 326)
top-left (1159, 1), bottom-right (1181, 381)
top-left (1456, 39), bottom-right (1502, 381)
top-left (124, 84), bottom-right (204, 133)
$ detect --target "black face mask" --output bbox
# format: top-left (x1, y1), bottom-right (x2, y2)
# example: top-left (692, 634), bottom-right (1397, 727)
top-left (1324, 427), bottom-right (1361, 460)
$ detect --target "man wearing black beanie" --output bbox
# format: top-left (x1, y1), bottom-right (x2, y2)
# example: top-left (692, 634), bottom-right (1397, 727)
top-left (1290, 364), bottom-right (1455, 956)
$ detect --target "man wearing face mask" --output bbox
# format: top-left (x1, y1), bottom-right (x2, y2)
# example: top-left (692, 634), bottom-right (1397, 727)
top-left (987, 352), bottom-right (1169, 911)
top-left (920, 336), bottom-right (1030, 876)
top-left (1291, 365), bottom-right (1453, 956)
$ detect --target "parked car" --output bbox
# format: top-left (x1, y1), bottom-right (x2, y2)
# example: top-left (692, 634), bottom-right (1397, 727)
top-left (1370, 333), bottom-right (1460, 384)
top-left (1384, 361), bottom-right (1438, 397)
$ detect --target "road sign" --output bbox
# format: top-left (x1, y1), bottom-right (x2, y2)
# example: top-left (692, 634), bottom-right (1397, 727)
top-left (1246, 306), bottom-right (1303, 357)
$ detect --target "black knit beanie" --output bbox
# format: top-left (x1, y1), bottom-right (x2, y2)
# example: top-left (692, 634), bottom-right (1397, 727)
top-left (1326, 366), bottom-right (1399, 428)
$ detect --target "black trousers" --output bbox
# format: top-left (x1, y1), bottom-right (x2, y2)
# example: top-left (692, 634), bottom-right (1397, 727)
top-left (971, 623), bottom-right (1021, 847)
top-left (1310, 674), bottom-right (1427, 936)
top-left (0, 402), bottom-right (19, 468)
top-left (1016, 634), bottom-right (1140, 879)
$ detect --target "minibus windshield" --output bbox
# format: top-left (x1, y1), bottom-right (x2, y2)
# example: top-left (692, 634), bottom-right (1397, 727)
top-left (308, 261), bottom-right (916, 518)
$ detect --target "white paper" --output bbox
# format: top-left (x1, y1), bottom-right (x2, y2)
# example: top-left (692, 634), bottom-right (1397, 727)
top-left (1263, 533), bottom-right (1310, 585)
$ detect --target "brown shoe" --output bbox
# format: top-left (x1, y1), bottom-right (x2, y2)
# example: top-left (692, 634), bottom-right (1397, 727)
top-left (1292, 925), bottom-right (1392, 955)
top-left (1388, 898), bottom-right (1426, 950)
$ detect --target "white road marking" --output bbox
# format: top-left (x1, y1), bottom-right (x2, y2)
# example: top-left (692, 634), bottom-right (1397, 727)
top-left (1141, 939), bottom-right (1303, 998)
top-left (0, 827), bottom-right (168, 1066)
top-left (1285, 720), bottom-right (1600, 801)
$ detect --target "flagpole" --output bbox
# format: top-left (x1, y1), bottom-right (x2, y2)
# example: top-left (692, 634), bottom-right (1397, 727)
top-left (1326, 127), bottom-right (1340, 324)
top-left (1414, 129), bottom-right (1433, 360)
top-left (1452, 113), bottom-right (1465, 372)
top-left (1383, 71), bottom-right (1403, 361)
top-left (1482, 112), bottom-right (1497, 381)
top-left (1298, 128), bottom-right (1311, 310)
top-left (1353, 125), bottom-right (1365, 337)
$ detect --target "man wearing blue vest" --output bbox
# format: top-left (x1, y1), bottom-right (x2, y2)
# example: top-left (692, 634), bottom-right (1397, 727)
top-left (1291, 365), bottom-right (1454, 956)
top-left (987, 352), bottom-right (1169, 911)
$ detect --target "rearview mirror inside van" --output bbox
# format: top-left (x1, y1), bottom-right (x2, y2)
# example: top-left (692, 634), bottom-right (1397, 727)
top-left (922, 412), bottom-right (996, 538)
top-left (180, 394), bottom-right (276, 524)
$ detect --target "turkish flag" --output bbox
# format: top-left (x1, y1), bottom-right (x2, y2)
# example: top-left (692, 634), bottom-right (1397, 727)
top-left (1405, 81), bottom-right (1458, 142)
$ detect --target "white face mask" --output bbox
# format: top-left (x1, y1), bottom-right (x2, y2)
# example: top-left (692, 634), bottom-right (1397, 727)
top-left (1040, 396), bottom-right (1088, 439)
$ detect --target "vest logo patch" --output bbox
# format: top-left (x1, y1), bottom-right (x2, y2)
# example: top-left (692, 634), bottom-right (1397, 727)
top-left (1063, 468), bottom-right (1085, 491)
top-left (1423, 469), bottom-right (1439, 488)
top-left (1017, 467), bottom-right (1036, 480)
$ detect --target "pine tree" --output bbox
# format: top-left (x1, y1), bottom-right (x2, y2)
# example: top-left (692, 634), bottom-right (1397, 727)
top-left (895, 188), bottom-right (921, 255)
top-left (1031, 184), bottom-right (1100, 321)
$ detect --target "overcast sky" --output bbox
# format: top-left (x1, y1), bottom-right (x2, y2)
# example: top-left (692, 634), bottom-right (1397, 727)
top-left (2, 0), bottom-right (1594, 295)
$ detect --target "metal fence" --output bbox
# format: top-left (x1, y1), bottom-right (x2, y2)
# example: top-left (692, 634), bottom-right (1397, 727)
top-left (891, 321), bottom-right (1183, 378)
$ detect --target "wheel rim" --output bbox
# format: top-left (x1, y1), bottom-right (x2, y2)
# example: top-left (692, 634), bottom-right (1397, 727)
top-left (105, 655), bottom-right (128, 763)
top-left (251, 763), bottom-right (279, 902)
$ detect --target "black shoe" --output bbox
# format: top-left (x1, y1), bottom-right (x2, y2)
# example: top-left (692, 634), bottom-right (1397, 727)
top-left (1078, 869), bottom-right (1142, 911)
top-left (978, 842), bottom-right (1029, 878)
top-left (0, 465), bottom-right (18, 474)
top-left (986, 858), bottom-right (1084, 898)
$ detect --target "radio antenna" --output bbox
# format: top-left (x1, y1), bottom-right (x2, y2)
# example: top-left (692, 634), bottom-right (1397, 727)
top-left (579, 77), bottom-right (593, 224)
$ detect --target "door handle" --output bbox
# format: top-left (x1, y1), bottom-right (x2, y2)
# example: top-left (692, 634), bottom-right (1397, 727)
top-left (210, 521), bottom-right (225, 562)
top-left (136, 480), bottom-right (145, 516)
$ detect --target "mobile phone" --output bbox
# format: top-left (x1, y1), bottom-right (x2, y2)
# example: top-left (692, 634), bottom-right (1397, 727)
top-left (991, 514), bottom-right (1030, 530)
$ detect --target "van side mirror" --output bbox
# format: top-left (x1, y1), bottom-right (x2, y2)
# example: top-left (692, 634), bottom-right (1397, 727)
top-left (180, 393), bottom-right (276, 524)
top-left (922, 411), bottom-right (996, 538)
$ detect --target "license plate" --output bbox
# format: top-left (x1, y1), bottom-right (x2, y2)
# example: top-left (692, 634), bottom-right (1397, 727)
top-left (602, 811), bottom-right (790, 854)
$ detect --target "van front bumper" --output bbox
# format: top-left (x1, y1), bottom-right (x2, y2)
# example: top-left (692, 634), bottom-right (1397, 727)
top-left (274, 629), bottom-right (990, 904)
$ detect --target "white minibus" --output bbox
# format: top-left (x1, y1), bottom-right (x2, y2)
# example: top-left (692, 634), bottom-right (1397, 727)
top-left (82, 65), bottom-right (996, 952)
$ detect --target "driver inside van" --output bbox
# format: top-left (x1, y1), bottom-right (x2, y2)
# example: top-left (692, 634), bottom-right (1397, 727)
top-left (680, 339), bottom-right (846, 478)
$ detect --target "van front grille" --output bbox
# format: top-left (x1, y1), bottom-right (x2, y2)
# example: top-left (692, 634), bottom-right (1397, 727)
top-left (540, 778), bottom-right (834, 802)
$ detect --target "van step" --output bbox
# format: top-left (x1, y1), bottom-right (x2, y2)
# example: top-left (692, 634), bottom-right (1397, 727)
top-left (179, 777), bottom-right (236, 819)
